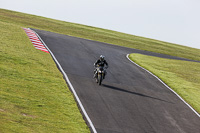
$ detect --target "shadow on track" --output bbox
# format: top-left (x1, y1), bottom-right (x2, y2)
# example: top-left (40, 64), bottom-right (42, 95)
top-left (103, 84), bottom-right (174, 104)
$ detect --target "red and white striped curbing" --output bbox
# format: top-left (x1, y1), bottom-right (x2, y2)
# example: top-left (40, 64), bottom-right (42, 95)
top-left (23, 28), bottom-right (49, 53)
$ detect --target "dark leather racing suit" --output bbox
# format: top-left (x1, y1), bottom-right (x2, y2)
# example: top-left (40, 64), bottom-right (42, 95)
top-left (94, 59), bottom-right (108, 78)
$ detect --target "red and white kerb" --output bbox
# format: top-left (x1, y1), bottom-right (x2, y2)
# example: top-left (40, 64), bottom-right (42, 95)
top-left (23, 28), bottom-right (49, 53)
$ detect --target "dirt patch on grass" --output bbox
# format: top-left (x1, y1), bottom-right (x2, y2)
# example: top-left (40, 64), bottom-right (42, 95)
top-left (0, 109), bottom-right (5, 112)
top-left (21, 113), bottom-right (36, 118)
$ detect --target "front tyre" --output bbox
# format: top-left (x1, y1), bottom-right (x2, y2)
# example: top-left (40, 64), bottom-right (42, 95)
top-left (98, 74), bottom-right (102, 85)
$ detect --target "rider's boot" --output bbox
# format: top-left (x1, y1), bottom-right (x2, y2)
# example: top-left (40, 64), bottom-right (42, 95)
top-left (93, 71), bottom-right (97, 79)
top-left (103, 71), bottom-right (106, 79)
top-left (93, 69), bottom-right (97, 78)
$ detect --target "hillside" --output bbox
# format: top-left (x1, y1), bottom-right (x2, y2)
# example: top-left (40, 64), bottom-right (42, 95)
top-left (0, 8), bottom-right (200, 61)
top-left (0, 8), bottom-right (200, 132)
top-left (0, 9), bottom-right (90, 132)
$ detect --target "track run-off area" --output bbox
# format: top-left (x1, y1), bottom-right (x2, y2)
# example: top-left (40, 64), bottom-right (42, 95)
top-left (32, 29), bottom-right (200, 133)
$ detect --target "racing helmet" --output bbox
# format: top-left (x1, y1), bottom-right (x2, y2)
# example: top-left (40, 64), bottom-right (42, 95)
top-left (100, 55), bottom-right (105, 61)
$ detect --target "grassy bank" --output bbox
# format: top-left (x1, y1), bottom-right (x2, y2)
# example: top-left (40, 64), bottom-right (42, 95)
top-left (0, 8), bottom-right (200, 61)
top-left (129, 53), bottom-right (200, 114)
top-left (1, 8), bottom-right (200, 132)
top-left (0, 18), bottom-right (89, 132)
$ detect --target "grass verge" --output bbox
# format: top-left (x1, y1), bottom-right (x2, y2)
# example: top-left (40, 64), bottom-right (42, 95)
top-left (129, 53), bottom-right (200, 114)
top-left (0, 19), bottom-right (89, 132)
top-left (1, 8), bottom-right (200, 132)
top-left (0, 8), bottom-right (200, 61)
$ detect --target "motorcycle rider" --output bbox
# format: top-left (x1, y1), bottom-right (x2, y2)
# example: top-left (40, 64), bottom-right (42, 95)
top-left (93, 55), bottom-right (108, 79)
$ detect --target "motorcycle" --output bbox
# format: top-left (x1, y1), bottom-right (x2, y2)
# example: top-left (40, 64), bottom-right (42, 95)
top-left (95, 66), bottom-right (106, 85)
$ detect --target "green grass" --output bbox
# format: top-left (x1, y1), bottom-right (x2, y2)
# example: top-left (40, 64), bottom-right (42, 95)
top-left (129, 53), bottom-right (200, 114)
top-left (0, 8), bottom-right (200, 61)
top-left (0, 17), bottom-right (89, 132)
top-left (1, 8), bottom-right (200, 132)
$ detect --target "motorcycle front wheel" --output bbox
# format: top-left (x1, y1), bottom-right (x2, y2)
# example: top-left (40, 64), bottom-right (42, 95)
top-left (98, 74), bottom-right (102, 85)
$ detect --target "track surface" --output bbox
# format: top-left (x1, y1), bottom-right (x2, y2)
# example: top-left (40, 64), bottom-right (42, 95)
top-left (34, 29), bottom-right (200, 133)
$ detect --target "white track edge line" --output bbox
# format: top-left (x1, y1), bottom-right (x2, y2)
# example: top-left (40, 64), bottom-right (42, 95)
top-left (30, 28), bottom-right (97, 133)
top-left (126, 54), bottom-right (200, 117)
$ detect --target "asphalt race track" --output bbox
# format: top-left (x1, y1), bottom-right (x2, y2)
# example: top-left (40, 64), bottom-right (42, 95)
top-left (33, 29), bottom-right (200, 133)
